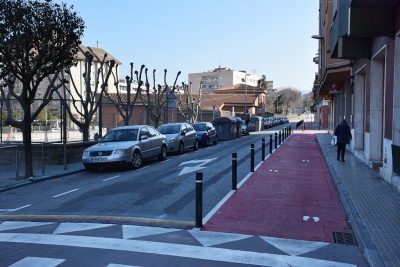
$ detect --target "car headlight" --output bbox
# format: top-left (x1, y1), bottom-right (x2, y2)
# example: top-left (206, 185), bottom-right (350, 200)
top-left (114, 149), bottom-right (128, 154)
top-left (169, 138), bottom-right (176, 143)
top-left (82, 151), bottom-right (89, 156)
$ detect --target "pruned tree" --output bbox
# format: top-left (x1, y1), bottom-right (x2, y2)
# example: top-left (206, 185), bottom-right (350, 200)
top-left (141, 68), bottom-right (181, 127)
top-left (176, 81), bottom-right (201, 123)
top-left (0, 0), bottom-right (84, 178)
top-left (57, 50), bottom-right (115, 141)
top-left (104, 63), bottom-right (144, 126)
top-left (277, 87), bottom-right (303, 115)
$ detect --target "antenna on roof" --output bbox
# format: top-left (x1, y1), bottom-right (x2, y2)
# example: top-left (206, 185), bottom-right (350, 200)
top-left (96, 41), bottom-right (99, 48)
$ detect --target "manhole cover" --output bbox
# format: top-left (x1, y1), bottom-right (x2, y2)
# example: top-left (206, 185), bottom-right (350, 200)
top-left (332, 232), bottom-right (357, 246)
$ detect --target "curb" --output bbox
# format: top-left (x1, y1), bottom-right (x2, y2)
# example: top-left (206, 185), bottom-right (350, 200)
top-left (0, 168), bottom-right (86, 193)
top-left (315, 133), bottom-right (384, 267)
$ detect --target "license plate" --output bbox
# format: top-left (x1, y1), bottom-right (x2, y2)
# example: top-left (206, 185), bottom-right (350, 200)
top-left (93, 158), bottom-right (107, 162)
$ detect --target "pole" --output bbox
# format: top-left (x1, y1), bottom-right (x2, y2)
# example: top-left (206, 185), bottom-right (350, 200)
top-left (195, 172), bottom-right (203, 228)
top-left (279, 131), bottom-right (281, 145)
top-left (275, 132), bottom-right (277, 149)
top-left (250, 144), bottom-right (254, 172)
top-left (232, 153), bottom-right (237, 190)
top-left (245, 78), bottom-right (247, 120)
top-left (262, 138), bottom-right (265, 161)
top-left (269, 135), bottom-right (272, 154)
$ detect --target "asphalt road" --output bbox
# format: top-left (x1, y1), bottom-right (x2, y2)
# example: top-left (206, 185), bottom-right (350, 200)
top-left (0, 126), bottom-right (289, 229)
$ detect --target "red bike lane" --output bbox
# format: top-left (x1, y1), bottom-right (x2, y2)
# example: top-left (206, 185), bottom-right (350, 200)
top-left (202, 131), bottom-right (352, 242)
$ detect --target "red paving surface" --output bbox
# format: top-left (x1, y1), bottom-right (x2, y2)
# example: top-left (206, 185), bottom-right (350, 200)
top-left (202, 130), bottom-right (352, 242)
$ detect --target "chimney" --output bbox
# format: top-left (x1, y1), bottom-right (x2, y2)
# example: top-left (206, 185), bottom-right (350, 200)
top-left (257, 79), bottom-right (261, 88)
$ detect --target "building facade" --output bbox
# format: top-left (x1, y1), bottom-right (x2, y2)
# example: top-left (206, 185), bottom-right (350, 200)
top-left (188, 67), bottom-right (259, 94)
top-left (313, 0), bottom-right (400, 191)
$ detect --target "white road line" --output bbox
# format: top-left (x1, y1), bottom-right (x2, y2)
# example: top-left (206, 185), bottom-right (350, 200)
top-left (0, 233), bottom-right (356, 267)
top-left (52, 189), bottom-right (80, 198)
top-left (179, 154), bottom-right (188, 157)
top-left (0, 205), bottom-right (31, 212)
top-left (9, 257), bottom-right (65, 267)
top-left (102, 175), bottom-right (121, 181)
top-left (140, 166), bottom-right (150, 169)
top-left (160, 159), bottom-right (171, 163)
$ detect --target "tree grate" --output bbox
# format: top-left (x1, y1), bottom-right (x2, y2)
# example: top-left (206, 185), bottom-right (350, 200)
top-left (332, 232), bottom-right (357, 246)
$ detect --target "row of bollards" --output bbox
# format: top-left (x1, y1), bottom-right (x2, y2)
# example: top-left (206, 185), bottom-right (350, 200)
top-left (195, 125), bottom-right (293, 228)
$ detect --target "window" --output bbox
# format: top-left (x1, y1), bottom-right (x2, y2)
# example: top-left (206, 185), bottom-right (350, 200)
top-left (147, 126), bottom-right (158, 137)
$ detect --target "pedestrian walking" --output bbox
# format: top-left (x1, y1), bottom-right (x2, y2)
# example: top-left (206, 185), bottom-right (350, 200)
top-left (334, 119), bottom-right (352, 162)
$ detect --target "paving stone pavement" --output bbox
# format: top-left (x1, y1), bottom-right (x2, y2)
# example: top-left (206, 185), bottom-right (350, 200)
top-left (315, 126), bottom-right (400, 267)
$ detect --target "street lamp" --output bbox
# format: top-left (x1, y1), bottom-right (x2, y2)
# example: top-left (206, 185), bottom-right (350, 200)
top-left (241, 74), bottom-right (251, 120)
top-left (276, 94), bottom-right (282, 114)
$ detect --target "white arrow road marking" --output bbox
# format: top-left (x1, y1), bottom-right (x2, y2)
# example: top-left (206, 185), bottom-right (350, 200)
top-left (303, 216), bottom-right (310, 221)
top-left (313, 217), bottom-right (320, 222)
top-left (178, 158), bottom-right (217, 176)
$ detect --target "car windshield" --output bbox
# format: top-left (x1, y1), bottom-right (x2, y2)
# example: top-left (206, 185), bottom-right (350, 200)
top-left (192, 124), bottom-right (206, 131)
top-left (100, 129), bottom-right (138, 142)
top-left (157, 125), bottom-right (181, 134)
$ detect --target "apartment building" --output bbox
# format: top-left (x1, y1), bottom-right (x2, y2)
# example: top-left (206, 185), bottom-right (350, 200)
top-left (188, 67), bottom-right (259, 94)
top-left (313, 0), bottom-right (400, 190)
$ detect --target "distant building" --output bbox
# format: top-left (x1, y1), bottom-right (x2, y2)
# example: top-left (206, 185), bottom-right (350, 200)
top-left (188, 67), bottom-right (259, 94)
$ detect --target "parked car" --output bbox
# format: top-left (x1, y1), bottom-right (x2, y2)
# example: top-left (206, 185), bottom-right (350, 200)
top-left (192, 122), bottom-right (218, 146)
top-left (82, 125), bottom-right (168, 171)
top-left (157, 123), bottom-right (198, 154)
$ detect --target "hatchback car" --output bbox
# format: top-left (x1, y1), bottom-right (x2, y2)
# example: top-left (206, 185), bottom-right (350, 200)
top-left (241, 120), bottom-right (249, 135)
top-left (192, 122), bottom-right (218, 146)
top-left (157, 123), bottom-right (198, 154)
top-left (82, 125), bottom-right (167, 171)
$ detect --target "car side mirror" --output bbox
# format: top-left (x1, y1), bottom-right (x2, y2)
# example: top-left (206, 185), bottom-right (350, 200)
top-left (140, 135), bottom-right (148, 140)
top-left (97, 138), bottom-right (102, 142)
top-left (206, 126), bottom-right (211, 131)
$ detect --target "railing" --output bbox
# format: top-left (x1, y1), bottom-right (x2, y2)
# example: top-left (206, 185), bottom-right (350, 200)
top-left (41, 140), bottom-right (67, 175)
top-left (0, 146), bottom-right (19, 180)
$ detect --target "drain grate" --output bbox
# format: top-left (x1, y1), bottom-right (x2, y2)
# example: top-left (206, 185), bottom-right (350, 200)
top-left (332, 232), bottom-right (357, 246)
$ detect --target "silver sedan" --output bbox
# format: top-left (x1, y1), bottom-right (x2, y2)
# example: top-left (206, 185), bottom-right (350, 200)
top-left (82, 125), bottom-right (167, 171)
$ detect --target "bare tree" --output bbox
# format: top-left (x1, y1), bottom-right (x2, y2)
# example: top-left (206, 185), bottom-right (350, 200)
top-left (104, 63), bottom-right (145, 126)
top-left (260, 75), bottom-right (277, 113)
top-left (277, 87), bottom-right (303, 116)
top-left (58, 50), bottom-right (115, 141)
top-left (141, 68), bottom-right (181, 127)
top-left (176, 82), bottom-right (201, 123)
top-left (0, 0), bottom-right (84, 178)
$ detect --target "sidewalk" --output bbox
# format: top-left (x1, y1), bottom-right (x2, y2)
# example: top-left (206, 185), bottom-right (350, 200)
top-left (0, 161), bottom-right (85, 191)
top-left (202, 122), bottom-right (400, 267)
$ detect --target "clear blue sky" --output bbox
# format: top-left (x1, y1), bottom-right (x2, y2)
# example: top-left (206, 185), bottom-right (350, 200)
top-left (56, 0), bottom-right (319, 92)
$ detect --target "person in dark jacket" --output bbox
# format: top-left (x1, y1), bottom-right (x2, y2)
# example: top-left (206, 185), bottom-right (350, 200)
top-left (334, 119), bottom-right (352, 162)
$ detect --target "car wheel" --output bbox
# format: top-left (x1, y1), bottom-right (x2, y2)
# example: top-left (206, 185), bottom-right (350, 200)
top-left (213, 135), bottom-right (218, 144)
top-left (83, 163), bottom-right (99, 171)
top-left (178, 142), bottom-right (184, 154)
top-left (158, 145), bottom-right (167, 161)
top-left (130, 150), bottom-right (142, 169)
top-left (193, 139), bottom-right (199, 150)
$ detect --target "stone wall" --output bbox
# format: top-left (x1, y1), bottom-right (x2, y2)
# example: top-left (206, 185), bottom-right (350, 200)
top-left (0, 141), bottom-right (96, 165)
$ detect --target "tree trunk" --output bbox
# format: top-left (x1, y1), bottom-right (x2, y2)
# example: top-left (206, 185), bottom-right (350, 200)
top-left (82, 125), bottom-right (90, 141)
top-left (23, 109), bottom-right (33, 178)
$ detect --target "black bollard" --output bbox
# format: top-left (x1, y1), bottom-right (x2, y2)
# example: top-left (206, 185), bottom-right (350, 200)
top-left (195, 172), bottom-right (203, 228)
top-left (232, 153), bottom-right (237, 190)
top-left (283, 128), bottom-right (286, 141)
top-left (275, 132), bottom-right (277, 149)
top-left (251, 144), bottom-right (255, 172)
top-left (279, 131), bottom-right (282, 145)
top-left (269, 135), bottom-right (273, 154)
top-left (262, 138), bottom-right (265, 161)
